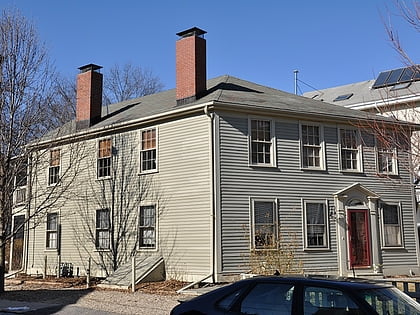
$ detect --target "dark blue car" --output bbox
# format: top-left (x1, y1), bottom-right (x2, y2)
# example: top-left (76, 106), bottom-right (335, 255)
top-left (171, 275), bottom-right (420, 315)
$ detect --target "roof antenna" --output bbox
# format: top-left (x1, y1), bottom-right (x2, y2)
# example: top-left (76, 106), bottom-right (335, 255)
top-left (294, 70), bottom-right (299, 95)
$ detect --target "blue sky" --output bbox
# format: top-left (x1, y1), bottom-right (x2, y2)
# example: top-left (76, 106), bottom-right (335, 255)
top-left (1, 0), bottom-right (418, 94)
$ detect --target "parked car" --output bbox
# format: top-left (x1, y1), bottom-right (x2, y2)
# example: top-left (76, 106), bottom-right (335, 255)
top-left (171, 275), bottom-right (420, 315)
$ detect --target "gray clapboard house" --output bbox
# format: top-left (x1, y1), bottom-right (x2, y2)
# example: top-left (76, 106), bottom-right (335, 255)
top-left (14, 28), bottom-right (420, 283)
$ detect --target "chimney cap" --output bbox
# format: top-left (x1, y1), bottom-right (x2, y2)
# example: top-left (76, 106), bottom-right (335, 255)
top-left (176, 27), bottom-right (206, 39)
top-left (78, 64), bottom-right (103, 73)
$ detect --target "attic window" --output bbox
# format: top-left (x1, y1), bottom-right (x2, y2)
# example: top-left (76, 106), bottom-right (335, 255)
top-left (333, 93), bottom-right (353, 102)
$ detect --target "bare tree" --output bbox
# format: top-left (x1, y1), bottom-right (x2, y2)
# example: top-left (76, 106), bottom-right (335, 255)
top-left (53, 62), bottom-right (164, 121)
top-left (103, 63), bottom-right (163, 106)
top-left (73, 134), bottom-right (165, 276)
top-left (0, 8), bottom-right (87, 292)
top-left (0, 8), bottom-right (56, 291)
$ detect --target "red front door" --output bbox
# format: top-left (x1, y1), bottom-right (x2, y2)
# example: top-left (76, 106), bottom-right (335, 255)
top-left (347, 209), bottom-right (371, 268)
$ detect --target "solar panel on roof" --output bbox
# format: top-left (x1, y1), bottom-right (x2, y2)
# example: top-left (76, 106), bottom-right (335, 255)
top-left (372, 65), bottom-right (420, 89)
top-left (399, 67), bottom-right (415, 82)
top-left (386, 68), bottom-right (404, 85)
top-left (372, 71), bottom-right (391, 88)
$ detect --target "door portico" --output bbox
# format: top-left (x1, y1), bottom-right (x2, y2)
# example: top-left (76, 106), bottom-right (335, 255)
top-left (333, 183), bottom-right (380, 276)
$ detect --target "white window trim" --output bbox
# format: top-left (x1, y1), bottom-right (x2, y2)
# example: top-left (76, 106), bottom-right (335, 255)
top-left (380, 201), bottom-right (404, 249)
top-left (95, 208), bottom-right (111, 251)
top-left (139, 127), bottom-right (159, 174)
top-left (248, 117), bottom-right (277, 167)
top-left (96, 137), bottom-right (112, 180)
top-left (47, 148), bottom-right (62, 187)
top-left (302, 199), bottom-right (330, 250)
top-left (299, 122), bottom-right (326, 170)
top-left (138, 203), bottom-right (158, 251)
top-left (375, 138), bottom-right (399, 175)
top-left (45, 211), bottom-right (59, 251)
top-left (249, 198), bottom-right (278, 250)
top-left (338, 128), bottom-right (363, 173)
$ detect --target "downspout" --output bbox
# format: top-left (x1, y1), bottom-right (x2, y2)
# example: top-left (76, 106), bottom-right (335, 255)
top-left (204, 105), bottom-right (216, 283)
top-left (23, 152), bottom-right (32, 274)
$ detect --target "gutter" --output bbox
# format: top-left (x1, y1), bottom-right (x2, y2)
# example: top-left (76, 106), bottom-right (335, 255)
top-left (346, 94), bottom-right (420, 111)
top-left (31, 101), bottom-right (216, 149)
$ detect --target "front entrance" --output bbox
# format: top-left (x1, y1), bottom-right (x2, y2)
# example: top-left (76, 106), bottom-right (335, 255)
top-left (347, 209), bottom-right (371, 268)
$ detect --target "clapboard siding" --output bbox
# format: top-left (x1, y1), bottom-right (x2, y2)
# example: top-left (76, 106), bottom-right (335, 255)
top-left (218, 112), bottom-right (418, 275)
top-left (27, 114), bottom-right (212, 281)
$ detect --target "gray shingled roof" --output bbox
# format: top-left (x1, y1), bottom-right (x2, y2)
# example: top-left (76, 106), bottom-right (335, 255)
top-left (303, 79), bottom-right (420, 110)
top-left (40, 75), bottom-right (402, 144)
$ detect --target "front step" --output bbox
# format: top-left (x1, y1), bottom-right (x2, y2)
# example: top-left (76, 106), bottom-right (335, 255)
top-left (99, 255), bottom-right (165, 290)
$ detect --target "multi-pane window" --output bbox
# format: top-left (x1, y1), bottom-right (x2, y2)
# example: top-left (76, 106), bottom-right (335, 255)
top-left (139, 205), bottom-right (156, 248)
top-left (98, 139), bottom-right (112, 178)
top-left (250, 119), bottom-right (275, 166)
top-left (140, 128), bottom-right (157, 172)
top-left (14, 162), bottom-right (27, 205)
top-left (304, 201), bottom-right (328, 249)
top-left (96, 209), bottom-right (110, 249)
top-left (301, 124), bottom-right (323, 169)
top-left (340, 129), bottom-right (361, 171)
top-left (377, 140), bottom-right (398, 174)
top-left (48, 149), bottom-right (60, 185)
top-left (252, 200), bottom-right (277, 249)
top-left (46, 213), bottom-right (58, 249)
top-left (381, 203), bottom-right (403, 247)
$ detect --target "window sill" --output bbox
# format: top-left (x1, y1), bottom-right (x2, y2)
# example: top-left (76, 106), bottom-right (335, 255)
top-left (301, 167), bottom-right (327, 172)
top-left (44, 248), bottom-right (58, 252)
top-left (340, 170), bottom-right (364, 175)
top-left (303, 247), bottom-right (331, 252)
top-left (94, 249), bottom-right (111, 252)
top-left (138, 169), bottom-right (158, 176)
top-left (376, 172), bottom-right (400, 177)
top-left (249, 164), bottom-right (277, 169)
top-left (381, 246), bottom-right (404, 250)
top-left (96, 176), bottom-right (112, 181)
top-left (137, 247), bottom-right (158, 252)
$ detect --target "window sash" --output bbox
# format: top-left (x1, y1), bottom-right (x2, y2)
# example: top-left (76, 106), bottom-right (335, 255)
top-left (253, 201), bottom-right (276, 249)
top-left (140, 129), bottom-right (157, 172)
top-left (340, 129), bottom-right (360, 171)
top-left (46, 213), bottom-right (58, 249)
top-left (302, 125), bottom-right (322, 168)
top-left (305, 202), bottom-right (328, 248)
top-left (382, 204), bottom-right (403, 247)
top-left (48, 150), bottom-right (60, 185)
top-left (96, 209), bottom-right (110, 249)
top-left (250, 120), bottom-right (273, 165)
top-left (377, 140), bottom-right (397, 174)
top-left (97, 139), bottom-right (112, 178)
top-left (139, 205), bottom-right (156, 248)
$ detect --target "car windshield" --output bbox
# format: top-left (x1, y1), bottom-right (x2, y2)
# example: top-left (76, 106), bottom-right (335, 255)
top-left (358, 287), bottom-right (420, 315)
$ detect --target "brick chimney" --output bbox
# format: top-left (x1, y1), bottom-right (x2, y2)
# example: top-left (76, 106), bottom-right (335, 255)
top-left (176, 27), bottom-right (207, 105)
top-left (76, 64), bottom-right (103, 129)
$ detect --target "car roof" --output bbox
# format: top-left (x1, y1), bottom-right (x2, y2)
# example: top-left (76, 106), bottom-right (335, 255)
top-left (239, 275), bottom-right (393, 290)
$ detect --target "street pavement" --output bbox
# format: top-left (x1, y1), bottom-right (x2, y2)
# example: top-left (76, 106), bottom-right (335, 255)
top-left (0, 299), bottom-right (119, 314)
